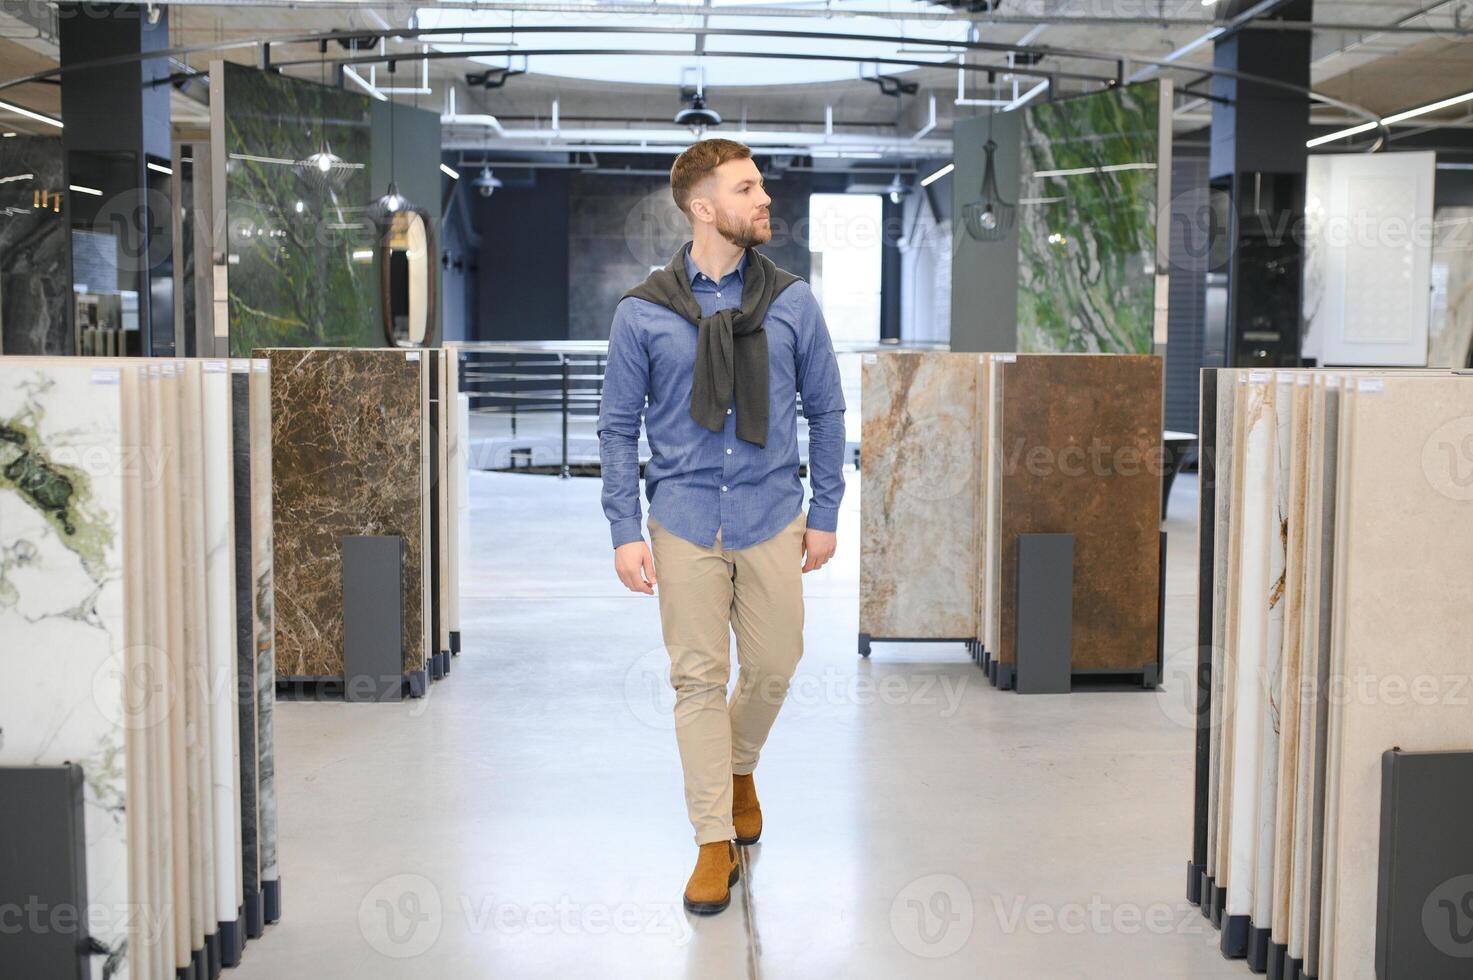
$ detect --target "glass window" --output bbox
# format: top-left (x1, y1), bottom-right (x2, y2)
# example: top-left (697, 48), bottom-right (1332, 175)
top-left (808, 192), bottom-right (881, 344)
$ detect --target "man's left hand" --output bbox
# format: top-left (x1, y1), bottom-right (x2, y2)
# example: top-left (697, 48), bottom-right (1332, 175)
top-left (801, 528), bottom-right (836, 573)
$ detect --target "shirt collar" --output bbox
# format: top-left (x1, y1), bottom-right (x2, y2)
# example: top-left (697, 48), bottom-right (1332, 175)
top-left (683, 243), bottom-right (747, 288)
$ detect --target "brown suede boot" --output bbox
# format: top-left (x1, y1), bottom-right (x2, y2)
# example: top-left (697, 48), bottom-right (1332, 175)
top-left (683, 841), bottom-right (739, 915)
top-left (732, 773), bottom-right (762, 846)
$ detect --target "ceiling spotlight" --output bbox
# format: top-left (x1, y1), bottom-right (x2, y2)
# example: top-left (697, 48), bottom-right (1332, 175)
top-left (675, 92), bottom-right (722, 138)
top-left (472, 166), bottom-right (503, 198)
top-left (884, 174), bottom-right (908, 204)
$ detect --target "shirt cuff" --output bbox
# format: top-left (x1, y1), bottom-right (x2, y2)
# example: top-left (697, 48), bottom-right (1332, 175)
top-left (610, 517), bottom-right (644, 548)
top-left (805, 505), bottom-right (838, 533)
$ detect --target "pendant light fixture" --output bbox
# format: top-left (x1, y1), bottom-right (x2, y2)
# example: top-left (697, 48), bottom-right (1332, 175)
top-left (368, 61), bottom-right (419, 227)
top-left (962, 109), bottom-right (1015, 242)
top-left (295, 41), bottom-right (355, 194)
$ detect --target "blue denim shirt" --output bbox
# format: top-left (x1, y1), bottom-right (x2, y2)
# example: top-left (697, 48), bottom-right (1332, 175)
top-left (596, 245), bottom-right (847, 550)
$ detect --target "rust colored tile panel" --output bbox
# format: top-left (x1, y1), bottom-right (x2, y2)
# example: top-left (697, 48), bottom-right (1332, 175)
top-left (996, 354), bottom-right (1163, 671)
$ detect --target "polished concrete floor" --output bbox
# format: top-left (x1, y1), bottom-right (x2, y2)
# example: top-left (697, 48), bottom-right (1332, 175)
top-left (232, 466), bottom-right (1246, 979)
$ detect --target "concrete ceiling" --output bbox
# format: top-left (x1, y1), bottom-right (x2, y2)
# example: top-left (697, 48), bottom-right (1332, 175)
top-left (0, 0), bottom-right (1468, 154)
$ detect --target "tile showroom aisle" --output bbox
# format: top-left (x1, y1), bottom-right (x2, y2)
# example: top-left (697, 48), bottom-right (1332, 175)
top-left (231, 468), bottom-right (1247, 979)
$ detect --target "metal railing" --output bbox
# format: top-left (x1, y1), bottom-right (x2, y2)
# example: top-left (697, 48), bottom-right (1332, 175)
top-left (447, 339), bottom-right (940, 477)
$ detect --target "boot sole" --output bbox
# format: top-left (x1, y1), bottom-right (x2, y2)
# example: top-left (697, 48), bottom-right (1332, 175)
top-left (683, 864), bottom-right (741, 915)
top-left (734, 831), bottom-right (761, 846)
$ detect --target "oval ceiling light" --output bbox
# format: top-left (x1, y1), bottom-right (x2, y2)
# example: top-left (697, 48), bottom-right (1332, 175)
top-left (413, 3), bottom-right (970, 87)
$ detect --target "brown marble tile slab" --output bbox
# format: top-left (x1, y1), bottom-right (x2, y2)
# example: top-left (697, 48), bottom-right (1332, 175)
top-left (859, 351), bottom-right (980, 639)
top-left (995, 354), bottom-right (1163, 672)
top-left (262, 348), bottom-right (428, 679)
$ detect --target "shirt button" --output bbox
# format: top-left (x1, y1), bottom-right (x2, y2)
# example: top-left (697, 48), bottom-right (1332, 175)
top-left (726, 408), bottom-right (732, 415)
top-left (721, 485), bottom-right (728, 492)
top-left (725, 447), bottom-right (733, 455)
top-left (716, 291), bottom-right (722, 297)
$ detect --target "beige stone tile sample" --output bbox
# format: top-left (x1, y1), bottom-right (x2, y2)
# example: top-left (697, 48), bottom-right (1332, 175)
top-left (859, 351), bottom-right (980, 640)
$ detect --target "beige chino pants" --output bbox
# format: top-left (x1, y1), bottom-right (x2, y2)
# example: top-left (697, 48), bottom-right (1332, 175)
top-left (647, 511), bottom-right (807, 845)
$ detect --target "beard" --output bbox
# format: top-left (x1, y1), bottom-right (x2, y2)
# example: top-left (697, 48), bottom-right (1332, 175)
top-left (715, 207), bottom-right (771, 248)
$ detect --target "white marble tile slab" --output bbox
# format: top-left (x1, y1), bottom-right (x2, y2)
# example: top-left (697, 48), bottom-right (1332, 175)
top-left (1270, 374), bottom-right (1312, 948)
top-left (1249, 379), bottom-right (1289, 930)
top-left (1225, 376), bottom-right (1272, 921)
top-left (0, 359), bottom-right (131, 980)
top-left (203, 364), bottom-right (242, 942)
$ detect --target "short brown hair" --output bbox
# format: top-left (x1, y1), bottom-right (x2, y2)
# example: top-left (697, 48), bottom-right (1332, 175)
top-left (670, 138), bottom-right (752, 219)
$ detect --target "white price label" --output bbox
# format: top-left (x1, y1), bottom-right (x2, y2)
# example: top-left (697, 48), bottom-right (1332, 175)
top-left (407, 351), bottom-right (421, 361)
top-left (203, 359), bottom-right (227, 373)
top-left (90, 368), bottom-right (120, 385)
top-left (1358, 378), bottom-right (1383, 394)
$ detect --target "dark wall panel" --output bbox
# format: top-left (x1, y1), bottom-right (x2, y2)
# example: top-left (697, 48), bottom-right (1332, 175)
top-left (475, 167), bottom-right (570, 342)
top-left (1165, 151), bottom-right (1211, 434)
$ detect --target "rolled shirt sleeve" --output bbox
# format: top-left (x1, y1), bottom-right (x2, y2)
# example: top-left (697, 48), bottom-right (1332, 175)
top-left (596, 299), bottom-right (650, 548)
top-left (794, 289), bottom-right (847, 533)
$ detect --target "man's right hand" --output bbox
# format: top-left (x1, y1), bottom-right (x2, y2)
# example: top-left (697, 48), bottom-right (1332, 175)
top-left (614, 540), bottom-right (658, 595)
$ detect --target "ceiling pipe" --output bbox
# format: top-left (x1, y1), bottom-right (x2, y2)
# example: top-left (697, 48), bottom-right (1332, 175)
top-left (442, 84), bottom-right (505, 135)
top-left (910, 92), bottom-right (936, 141)
top-left (344, 66), bottom-right (388, 101)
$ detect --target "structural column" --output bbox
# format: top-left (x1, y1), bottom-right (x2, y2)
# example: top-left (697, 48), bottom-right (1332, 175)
top-left (1208, 0), bottom-right (1312, 368)
top-left (58, 1), bottom-right (173, 355)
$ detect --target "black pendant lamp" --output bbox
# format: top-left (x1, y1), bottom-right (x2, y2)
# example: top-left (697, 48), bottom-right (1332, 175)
top-left (962, 110), bottom-right (1016, 243)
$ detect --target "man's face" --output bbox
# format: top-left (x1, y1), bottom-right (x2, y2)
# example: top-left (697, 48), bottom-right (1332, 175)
top-left (697, 157), bottom-right (773, 247)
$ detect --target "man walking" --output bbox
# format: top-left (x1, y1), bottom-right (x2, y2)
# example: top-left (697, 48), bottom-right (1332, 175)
top-left (597, 138), bottom-right (847, 915)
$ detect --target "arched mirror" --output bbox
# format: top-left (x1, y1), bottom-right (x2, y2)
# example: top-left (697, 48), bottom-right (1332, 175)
top-left (379, 205), bottom-right (437, 347)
